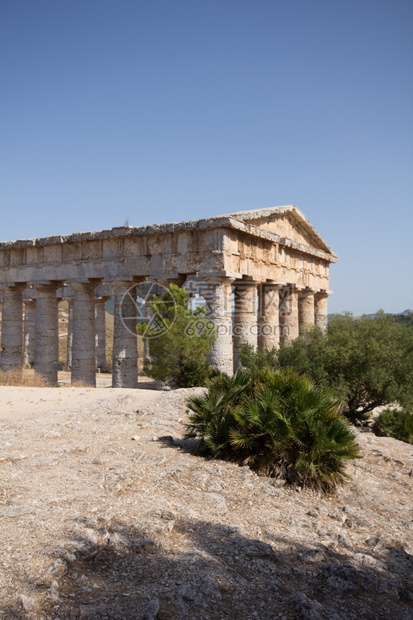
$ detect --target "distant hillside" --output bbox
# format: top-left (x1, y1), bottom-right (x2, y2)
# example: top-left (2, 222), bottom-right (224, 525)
top-left (328, 310), bottom-right (413, 326)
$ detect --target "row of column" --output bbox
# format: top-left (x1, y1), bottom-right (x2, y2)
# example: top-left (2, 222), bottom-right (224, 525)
top-left (0, 277), bottom-right (329, 386)
top-left (203, 278), bottom-right (328, 374)
top-left (0, 280), bottom-right (138, 388)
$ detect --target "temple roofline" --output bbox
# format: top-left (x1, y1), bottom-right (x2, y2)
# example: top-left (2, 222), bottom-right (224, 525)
top-left (0, 205), bottom-right (336, 262)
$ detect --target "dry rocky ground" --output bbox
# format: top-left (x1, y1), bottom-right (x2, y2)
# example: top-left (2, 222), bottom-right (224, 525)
top-left (0, 382), bottom-right (412, 620)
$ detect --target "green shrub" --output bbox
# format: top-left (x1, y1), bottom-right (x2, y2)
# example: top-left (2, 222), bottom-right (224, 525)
top-left (240, 312), bottom-right (413, 424)
top-left (238, 344), bottom-right (279, 372)
top-left (372, 408), bottom-right (413, 444)
top-left (185, 368), bottom-right (360, 492)
top-left (141, 284), bottom-right (216, 388)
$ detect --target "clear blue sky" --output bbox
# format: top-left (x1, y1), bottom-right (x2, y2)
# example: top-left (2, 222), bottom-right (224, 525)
top-left (1, 0), bottom-right (412, 315)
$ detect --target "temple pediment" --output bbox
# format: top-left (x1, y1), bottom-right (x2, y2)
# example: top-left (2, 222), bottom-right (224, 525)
top-left (221, 205), bottom-right (334, 255)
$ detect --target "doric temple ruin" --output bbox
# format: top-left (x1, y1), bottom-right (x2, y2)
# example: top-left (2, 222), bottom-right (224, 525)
top-left (0, 205), bottom-right (336, 387)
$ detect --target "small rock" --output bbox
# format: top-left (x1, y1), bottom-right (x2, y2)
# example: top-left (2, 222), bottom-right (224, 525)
top-left (131, 435), bottom-right (141, 441)
top-left (109, 532), bottom-right (132, 548)
top-left (152, 509), bottom-right (175, 521)
top-left (328, 509), bottom-right (344, 523)
top-left (365, 534), bottom-right (381, 547)
top-left (83, 527), bottom-right (99, 545)
top-left (141, 598), bottom-right (160, 619)
top-left (43, 430), bottom-right (61, 438)
top-left (79, 604), bottom-right (99, 618)
top-left (303, 549), bottom-right (325, 563)
top-left (136, 538), bottom-right (163, 553)
top-left (17, 594), bottom-right (36, 611)
top-left (45, 558), bottom-right (68, 579)
top-left (203, 492), bottom-right (228, 513)
top-left (337, 533), bottom-right (351, 548)
top-left (307, 508), bottom-right (319, 518)
top-left (47, 581), bottom-right (60, 602)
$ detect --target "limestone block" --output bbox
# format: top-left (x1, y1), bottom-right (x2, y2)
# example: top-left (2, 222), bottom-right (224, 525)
top-left (81, 240), bottom-right (102, 260)
top-left (43, 245), bottom-right (62, 263)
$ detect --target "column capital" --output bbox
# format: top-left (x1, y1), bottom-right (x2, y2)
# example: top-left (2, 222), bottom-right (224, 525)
top-left (315, 289), bottom-right (332, 299)
top-left (145, 273), bottom-right (186, 287)
top-left (95, 295), bottom-right (111, 304)
top-left (299, 288), bottom-right (316, 298)
top-left (233, 278), bottom-right (259, 291)
top-left (33, 280), bottom-right (65, 294)
top-left (69, 278), bottom-right (103, 291)
top-left (201, 275), bottom-right (236, 285)
top-left (0, 282), bottom-right (27, 292)
top-left (259, 280), bottom-right (286, 290)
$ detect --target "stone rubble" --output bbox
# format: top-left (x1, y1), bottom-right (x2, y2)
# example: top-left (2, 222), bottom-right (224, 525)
top-left (0, 387), bottom-right (412, 619)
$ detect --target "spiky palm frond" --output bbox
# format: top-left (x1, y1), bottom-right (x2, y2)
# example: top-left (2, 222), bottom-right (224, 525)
top-left (185, 367), bottom-right (360, 491)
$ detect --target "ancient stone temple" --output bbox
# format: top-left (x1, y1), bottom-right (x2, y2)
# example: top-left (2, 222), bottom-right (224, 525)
top-left (0, 205), bottom-right (336, 387)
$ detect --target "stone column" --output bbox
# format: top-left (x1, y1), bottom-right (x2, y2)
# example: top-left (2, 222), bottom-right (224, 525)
top-left (233, 279), bottom-right (258, 369)
top-left (314, 292), bottom-right (329, 331)
top-left (23, 299), bottom-right (36, 367)
top-left (95, 296), bottom-right (110, 371)
top-left (34, 283), bottom-right (62, 385)
top-left (112, 282), bottom-right (138, 388)
top-left (203, 278), bottom-right (234, 375)
top-left (279, 285), bottom-right (299, 344)
top-left (0, 284), bottom-right (25, 373)
top-left (71, 281), bottom-right (101, 386)
top-left (298, 289), bottom-right (315, 334)
top-left (257, 282), bottom-right (281, 351)
top-left (66, 300), bottom-right (73, 369)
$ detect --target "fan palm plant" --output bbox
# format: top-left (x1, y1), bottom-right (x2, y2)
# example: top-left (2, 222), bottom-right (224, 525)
top-left (185, 367), bottom-right (360, 491)
top-left (185, 369), bottom-right (252, 453)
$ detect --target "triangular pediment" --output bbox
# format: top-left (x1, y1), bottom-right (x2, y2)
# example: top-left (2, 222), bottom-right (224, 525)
top-left (221, 205), bottom-right (333, 254)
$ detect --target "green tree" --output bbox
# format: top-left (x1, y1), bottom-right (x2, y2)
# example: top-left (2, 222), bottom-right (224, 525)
top-left (141, 284), bottom-right (216, 388)
top-left (240, 312), bottom-right (413, 424)
top-left (185, 368), bottom-right (360, 492)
